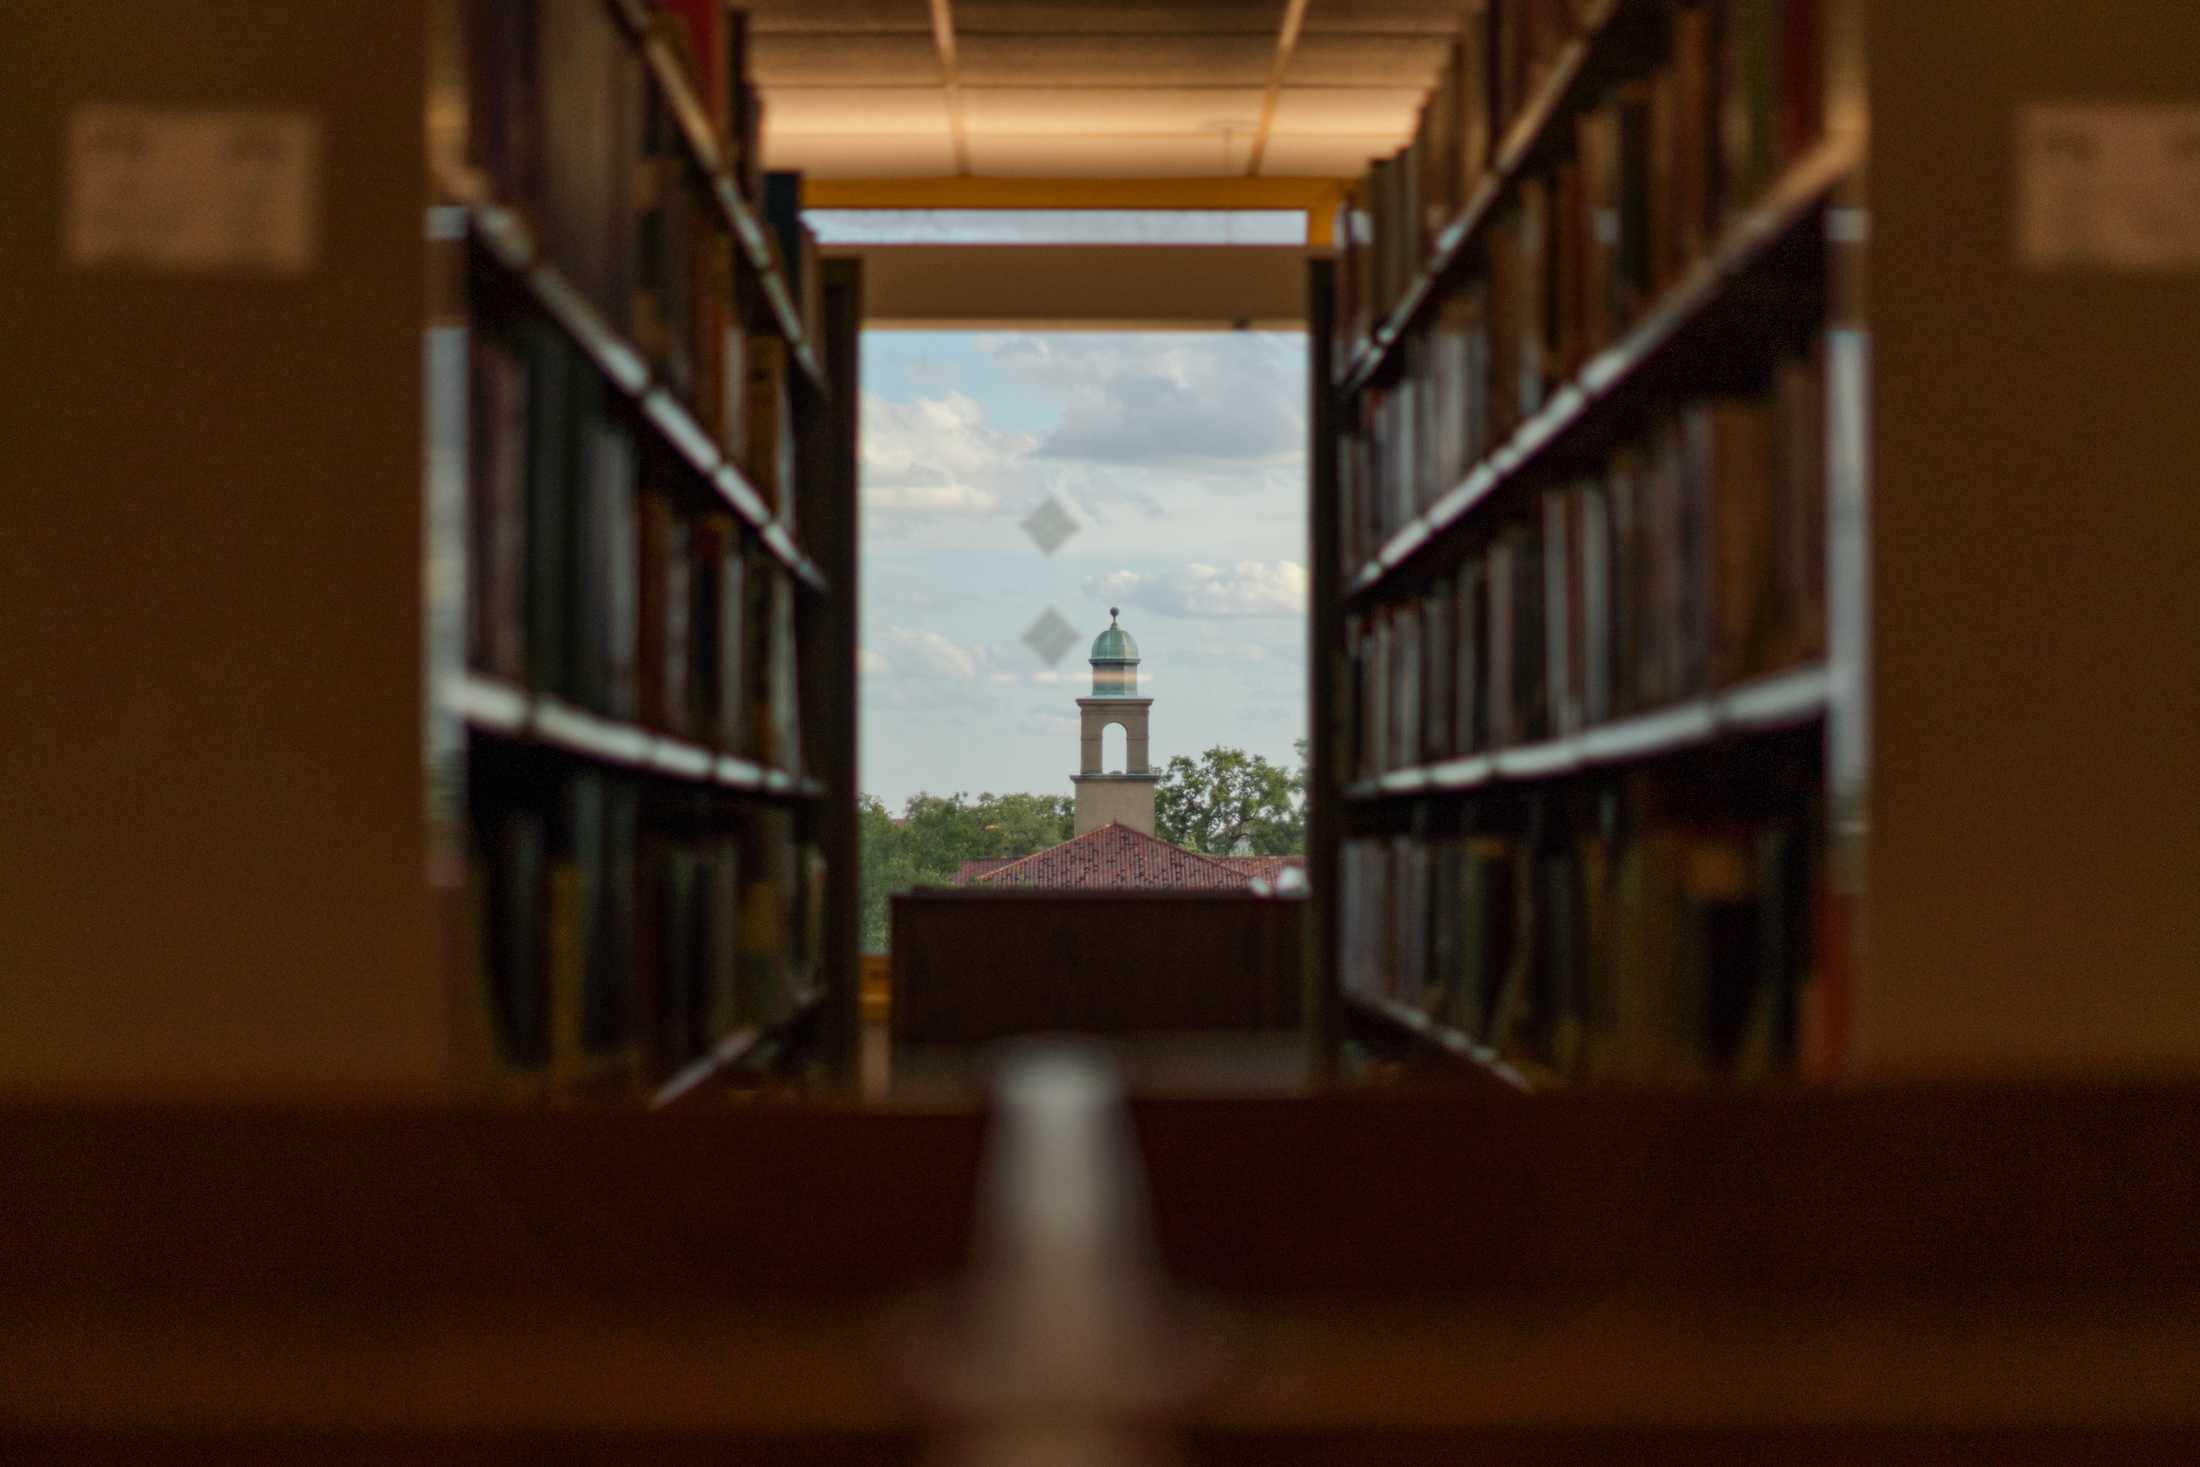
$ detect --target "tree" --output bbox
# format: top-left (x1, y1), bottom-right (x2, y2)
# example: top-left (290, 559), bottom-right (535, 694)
top-left (1153, 743), bottom-right (1307, 856)
top-left (857, 790), bottom-right (1075, 952)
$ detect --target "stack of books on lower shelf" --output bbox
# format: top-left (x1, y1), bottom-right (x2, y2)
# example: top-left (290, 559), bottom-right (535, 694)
top-left (471, 774), bottom-right (825, 1094)
top-left (1340, 769), bottom-right (1825, 1085)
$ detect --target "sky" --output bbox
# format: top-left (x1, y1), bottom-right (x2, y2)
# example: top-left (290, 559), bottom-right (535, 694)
top-left (857, 329), bottom-right (1310, 810)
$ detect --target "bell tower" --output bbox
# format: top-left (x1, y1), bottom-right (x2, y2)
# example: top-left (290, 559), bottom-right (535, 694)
top-left (1071, 608), bottom-right (1158, 836)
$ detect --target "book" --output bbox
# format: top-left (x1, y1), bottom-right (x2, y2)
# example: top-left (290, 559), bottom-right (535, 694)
top-left (739, 807), bottom-right (796, 1025)
top-left (1772, 343), bottom-right (1828, 666)
top-left (635, 479), bottom-right (691, 736)
top-left (462, 0), bottom-right (542, 212)
top-left (535, 0), bottom-right (643, 334)
top-left (523, 324), bottom-right (577, 699)
top-left (467, 327), bottom-right (530, 683)
top-left (1423, 577), bottom-right (1456, 763)
top-left (745, 336), bottom-right (796, 523)
top-left (477, 795), bottom-right (549, 1071)
top-left (1690, 395), bottom-right (1778, 688)
top-left (656, 0), bottom-right (731, 143)
top-left (741, 541), bottom-right (776, 762)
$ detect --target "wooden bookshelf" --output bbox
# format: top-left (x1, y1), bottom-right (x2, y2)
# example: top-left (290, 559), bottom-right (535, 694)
top-left (1344, 134), bottom-right (1858, 603)
top-left (455, 191), bottom-right (828, 590)
top-left (1334, 0), bottom-right (1628, 399)
top-left (595, 0), bottom-right (824, 389)
top-left (0, 0), bottom-right (857, 1097)
top-left (1314, 0), bottom-right (2200, 1088)
top-left (432, 0), bottom-right (859, 1098)
top-left (1311, 0), bottom-right (1856, 1089)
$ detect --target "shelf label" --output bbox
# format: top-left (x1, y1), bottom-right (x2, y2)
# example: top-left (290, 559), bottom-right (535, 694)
top-left (2017, 103), bottom-right (2200, 272)
top-left (66, 105), bottom-right (321, 274)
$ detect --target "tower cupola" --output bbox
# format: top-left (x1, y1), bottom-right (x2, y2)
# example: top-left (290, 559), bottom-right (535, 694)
top-left (1089, 607), bottom-right (1139, 697)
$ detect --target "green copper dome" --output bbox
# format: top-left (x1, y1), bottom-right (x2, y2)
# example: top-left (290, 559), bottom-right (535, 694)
top-left (1090, 608), bottom-right (1139, 663)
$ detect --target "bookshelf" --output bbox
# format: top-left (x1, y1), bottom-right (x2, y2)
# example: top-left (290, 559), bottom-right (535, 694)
top-left (1311, 0), bottom-right (1857, 1090)
top-left (429, 0), bottom-right (856, 1099)
top-left (1314, 0), bottom-right (2200, 1087)
top-left (0, 0), bottom-right (857, 1097)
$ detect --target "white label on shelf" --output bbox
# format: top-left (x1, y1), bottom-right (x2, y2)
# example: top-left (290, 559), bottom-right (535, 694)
top-left (2017, 104), bottom-right (2200, 271)
top-left (66, 106), bottom-right (321, 274)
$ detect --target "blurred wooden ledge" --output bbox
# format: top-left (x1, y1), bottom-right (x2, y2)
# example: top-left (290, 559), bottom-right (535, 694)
top-left (4, 1087), bottom-right (2199, 1461)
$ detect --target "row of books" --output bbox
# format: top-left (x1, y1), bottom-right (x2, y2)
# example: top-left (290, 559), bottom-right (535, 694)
top-left (462, 0), bottom-right (808, 521)
top-left (468, 317), bottom-right (803, 769)
top-left (1339, 781), bottom-right (1821, 1083)
top-left (1341, 0), bottom-right (1600, 352)
top-left (1344, 349), bottom-right (1824, 779)
top-left (1339, 0), bottom-right (1825, 518)
top-left (471, 770), bottom-right (825, 1086)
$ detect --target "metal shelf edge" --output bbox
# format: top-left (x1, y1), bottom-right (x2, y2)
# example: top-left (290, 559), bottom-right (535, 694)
top-left (1340, 665), bottom-right (1831, 803)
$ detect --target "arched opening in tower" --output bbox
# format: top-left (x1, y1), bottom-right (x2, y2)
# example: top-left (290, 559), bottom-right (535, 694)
top-left (1101, 723), bottom-right (1128, 775)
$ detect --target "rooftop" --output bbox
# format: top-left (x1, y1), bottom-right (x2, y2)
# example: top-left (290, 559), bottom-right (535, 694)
top-left (951, 821), bottom-right (1254, 891)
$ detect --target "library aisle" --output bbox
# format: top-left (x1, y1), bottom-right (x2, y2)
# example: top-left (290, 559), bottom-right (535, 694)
top-left (2, 1), bottom-right (2198, 1462)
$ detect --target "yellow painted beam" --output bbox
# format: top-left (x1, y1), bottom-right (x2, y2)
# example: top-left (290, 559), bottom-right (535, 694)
top-left (803, 176), bottom-right (1347, 213)
top-left (836, 243), bottom-right (1310, 329)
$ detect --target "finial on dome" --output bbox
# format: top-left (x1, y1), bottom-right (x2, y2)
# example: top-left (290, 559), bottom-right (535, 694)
top-left (1109, 606), bottom-right (1119, 622)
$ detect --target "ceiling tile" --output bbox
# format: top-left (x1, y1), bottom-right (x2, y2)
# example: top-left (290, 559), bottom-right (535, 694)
top-left (738, 0), bottom-right (934, 34)
top-left (764, 131), bottom-right (960, 178)
top-left (1299, 0), bottom-right (1478, 35)
top-left (761, 87), bottom-right (954, 135)
top-left (965, 134), bottom-right (1256, 177)
top-left (1267, 85), bottom-right (1422, 136)
top-left (752, 33), bottom-right (942, 86)
top-left (962, 86), bottom-right (1266, 135)
top-left (1286, 34), bottom-right (1452, 86)
top-left (957, 33), bottom-right (1274, 86)
top-left (954, 0), bottom-right (1285, 34)
top-left (1258, 131), bottom-right (1403, 178)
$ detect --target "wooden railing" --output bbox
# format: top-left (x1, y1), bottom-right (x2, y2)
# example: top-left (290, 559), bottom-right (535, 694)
top-left (889, 889), bottom-right (1307, 1045)
top-left (6, 1080), bottom-right (2200, 1461)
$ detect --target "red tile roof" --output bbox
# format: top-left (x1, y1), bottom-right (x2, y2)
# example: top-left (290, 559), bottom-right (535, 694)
top-left (961, 822), bottom-right (1254, 891)
top-left (950, 858), bottom-right (1019, 884)
top-left (1208, 855), bottom-right (1305, 885)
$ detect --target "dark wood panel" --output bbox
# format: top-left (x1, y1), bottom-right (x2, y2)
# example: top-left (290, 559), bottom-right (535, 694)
top-left (7, 1434), bottom-right (922, 1466)
top-left (1130, 1086), bottom-right (2200, 1297)
top-left (890, 891), bottom-right (1307, 1044)
top-left (1188, 1427), bottom-right (2200, 1466)
top-left (0, 1102), bottom-right (985, 1300)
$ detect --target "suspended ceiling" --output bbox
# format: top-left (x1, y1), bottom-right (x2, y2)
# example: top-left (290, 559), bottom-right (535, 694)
top-left (747, 0), bottom-right (1474, 181)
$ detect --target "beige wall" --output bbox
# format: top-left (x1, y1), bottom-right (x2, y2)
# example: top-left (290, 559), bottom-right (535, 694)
top-left (1072, 777), bottom-right (1158, 837)
top-left (0, 1), bottom-right (446, 1096)
top-left (1860, 0), bottom-right (2200, 1075)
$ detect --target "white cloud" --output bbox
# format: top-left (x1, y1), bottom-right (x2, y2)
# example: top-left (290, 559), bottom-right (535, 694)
top-left (858, 649), bottom-right (889, 677)
top-left (1081, 561), bottom-right (1308, 619)
top-left (1083, 568), bottom-right (1144, 602)
top-left (980, 333), bottom-right (1306, 476)
top-left (865, 483), bottom-right (1000, 514)
top-left (860, 389), bottom-right (1034, 536)
top-left (884, 626), bottom-right (981, 680)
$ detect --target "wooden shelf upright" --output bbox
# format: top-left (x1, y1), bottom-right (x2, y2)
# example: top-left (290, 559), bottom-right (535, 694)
top-left (0, 0), bottom-right (860, 1097)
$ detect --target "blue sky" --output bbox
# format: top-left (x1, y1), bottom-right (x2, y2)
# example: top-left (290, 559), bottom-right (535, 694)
top-left (858, 330), bottom-right (1310, 809)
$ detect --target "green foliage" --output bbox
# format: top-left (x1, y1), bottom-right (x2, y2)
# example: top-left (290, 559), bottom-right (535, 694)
top-left (1153, 741), bottom-right (1308, 857)
top-left (856, 790), bottom-right (1074, 952)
